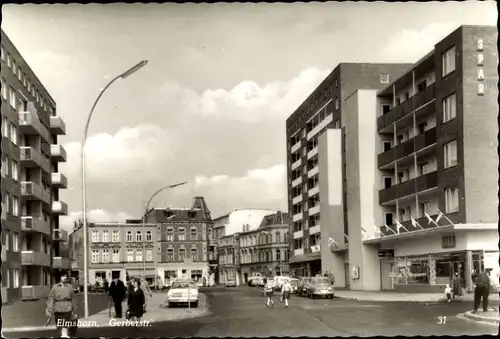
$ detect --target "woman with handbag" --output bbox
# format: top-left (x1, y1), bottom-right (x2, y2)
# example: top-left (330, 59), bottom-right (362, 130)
top-left (127, 278), bottom-right (146, 322)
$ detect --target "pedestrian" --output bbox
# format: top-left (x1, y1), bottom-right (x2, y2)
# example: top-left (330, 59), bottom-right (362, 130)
top-left (473, 270), bottom-right (491, 313)
top-left (281, 279), bottom-right (292, 307)
top-left (103, 279), bottom-right (109, 294)
top-left (140, 277), bottom-right (152, 313)
top-left (127, 278), bottom-right (146, 322)
top-left (108, 276), bottom-right (126, 318)
top-left (264, 278), bottom-right (274, 307)
top-left (452, 272), bottom-right (461, 300)
top-left (45, 272), bottom-right (77, 338)
top-left (444, 284), bottom-right (452, 302)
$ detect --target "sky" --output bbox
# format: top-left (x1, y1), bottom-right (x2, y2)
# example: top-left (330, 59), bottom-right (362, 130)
top-left (1, 2), bottom-right (497, 232)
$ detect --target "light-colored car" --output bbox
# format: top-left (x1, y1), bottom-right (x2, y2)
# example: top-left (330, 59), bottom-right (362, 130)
top-left (273, 276), bottom-right (289, 291)
top-left (166, 280), bottom-right (199, 307)
top-left (225, 279), bottom-right (237, 287)
top-left (289, 278), bottom-right (299, 293)
top-left (251, 277), bottom-right (265, 287)
top-left (308, 276), bottom-right (335, 299)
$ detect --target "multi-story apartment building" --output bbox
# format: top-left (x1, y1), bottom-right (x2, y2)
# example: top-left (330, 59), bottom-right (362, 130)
top-left (218, 232), bottom-right (240, 285)
top-left (318, 25), bottom-right (498, 292)
top-left (69, 220), bottom-right (157, 285)
top-left (145, 197), bottom-right (215, 285)
top-left (1, 29), bottom-right (68, 303)
top-left (285, 62), bottom-right (411, 277)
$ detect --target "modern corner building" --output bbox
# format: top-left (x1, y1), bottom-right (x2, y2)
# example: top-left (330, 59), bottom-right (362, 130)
top-left (287, 25), bottom-right (498, 292)
top-left (1, 29), bottom-right (69, 303)
top-left (286, 63), bottom-right (411, 277)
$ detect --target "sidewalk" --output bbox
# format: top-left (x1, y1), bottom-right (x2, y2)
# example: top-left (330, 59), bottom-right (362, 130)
top-left (334, 290), bottom-right (475, 302)
top-left (460, 309), bottom-right (500, 325)
top-left (3, 292), bottom-right (209, 332)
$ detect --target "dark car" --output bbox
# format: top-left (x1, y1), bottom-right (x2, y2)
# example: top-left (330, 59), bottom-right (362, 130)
top-left (307, 277), bottom-right (335, 299)
top-left (298, 277), bottom-right (312, 297)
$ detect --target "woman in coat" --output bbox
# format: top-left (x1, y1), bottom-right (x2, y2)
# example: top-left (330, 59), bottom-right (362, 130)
top-left (452, 272), bottom-right (461, 300)
top-left (127, 278), bottom-right (145, 321)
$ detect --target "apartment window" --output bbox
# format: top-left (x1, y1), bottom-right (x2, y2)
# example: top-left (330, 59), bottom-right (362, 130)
top-left (382, 104), bottom-right (391, 115)
top-left (444, 140), bottom-right (458, 169)
top-left (442, 93), bottom-right (457, 123)
top-left (22, 73), bottom-right (27, 87)
top-left (178, 228), bottom-right (186, 241)
top-left (9, 87), bottom-right (16, 108)
top-left (335, 79), bottom-right (338, 88)
top-left (6, 53), bottom-right (11, 67)
top-left (419, 161), bottom-right (430, 175)
top-left (380, 73), bottom-right (390, 84)
top-left (383, 141), bottom-right (391, 152)
top-left (102, 230), bottom-right (109, 242)
top-left (91, 250), bottom-right (100, 263)
top-left (126, 249), bottom-right (134, 262)
top-left (146, 249), bottom-right (153, 262)
top-left (167, 249), bottom-right (174, 262)
top-left (36, 91), bottom-right (39, 102)
top-left (385, 213), bottom-right (394, 226)
top-left (0, 46), bottom-right (4, 60)
top-left (166, 228), bottom-right (174, 241)
top-left (12, 232), bottom-right (19, 252)
top-left (12, 196), bottom-right (18, 216)
top-left (27, 80), bottom-right (31, 91)
top-left (1, 78), bottom-right (6, 100)
top-left (419, 202), bottom-right (430, 217)
top-left (102, 249), bottom-right (110, 263)
top-left (179, 248), bottom-right (186, 261)
top-left (13, 269), bottom-right (19, 288)
top-left (335, 97), bottom-right (339, 110)
top-left (17, 67), bottom-right (22, 81)
top-left (5, 193), bottom-right (10, 214)
top-left (91, 230), bottom-right (99, 242)
top-left (191, 248), bottom-right (198, 261)
top-left (136, 231), bottom-right (142, 242)
top-left (2, 269), bottom-right (8, 287)
top-left (383, 176), bottom-right (392, 189)
top-left (9, 124), bottom-right (17, 145)
top-left (112, 249), bottom-right (120, 262)
top-left (112, 230), bottom-right (119, 242)
top-left (126, 231), bottom-right (132, 242)
top-left (190, 227), bottom-right (197, 240)
top-left (445, 187), bottom-right (459, 213)
top-left (136, 249), bottom-right (142, 262)
top-left (146, 230), bottom-right (152, 241)
top-left (442, 46), bottom-right (456, 77)
top-left (442, 235), bottom-right (456, 249)
top-left (418, 122), bottom-right (427, 134)
top-left (276, 250), bottom-right (281, 261)
top-left (12, 61), bottom-right (17, 74)
top-left (11, 160), bottom-right (18, 181)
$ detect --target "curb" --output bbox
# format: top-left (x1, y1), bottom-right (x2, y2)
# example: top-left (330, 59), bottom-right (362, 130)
top-left (460, 310), bottom-right (499, 325)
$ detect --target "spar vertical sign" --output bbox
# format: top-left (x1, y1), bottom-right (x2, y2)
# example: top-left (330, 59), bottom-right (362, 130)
top-left (476, 39), bottom-right (485, 95)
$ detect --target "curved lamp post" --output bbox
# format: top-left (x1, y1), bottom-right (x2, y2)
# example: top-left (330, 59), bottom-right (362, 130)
top-left (141, 181), bottom-right (187, 285)
top-left (81, 60), bottom-right (148, 318)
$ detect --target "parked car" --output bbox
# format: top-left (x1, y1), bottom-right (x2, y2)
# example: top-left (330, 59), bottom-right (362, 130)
top-left (307, 276), bottom-right (335, 299)
top-left (251, 277), bottom-right (265, 287)
top-left (248, 273), bottom-right (263, 286)
top-left (225, 279), bottom-right (237, 287)
top-left (298, 277), bottom-right (312, 297)
top-left (289, 278), bottom-right (299, 293)
top-left (166, 280), bottom-right (199, 307)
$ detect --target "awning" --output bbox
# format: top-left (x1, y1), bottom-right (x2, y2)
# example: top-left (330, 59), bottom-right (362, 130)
top-left (289, 255), bottom-right (321, 264)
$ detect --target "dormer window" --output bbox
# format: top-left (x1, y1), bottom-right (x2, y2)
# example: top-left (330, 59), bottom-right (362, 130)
top-left (188, 211), bottom-right (196, 219)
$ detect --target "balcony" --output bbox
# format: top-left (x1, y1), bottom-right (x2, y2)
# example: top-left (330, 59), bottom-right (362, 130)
top-left (294, 248), bottom-right (304, 256)
top-left (308, 165), bottom-right (319, 178)
top-left (18, 104), bottom-right (51, 142)
top-left (53, 228), bottom-right (68, 242)
top-left (53, 256), bottom-right (70, 269)
top-left (292, 212), bottom-right (303, 222)
top-left (20, 146), bottom-right (50, 172)
top-left (308, 185), bottom-right (320, 197)
top-left (309, 225), bottom-right (321, 235)
top-left (307, 114), bottom-right (333, 140)
top-left (51, 173), bottom-right (68, 189)
top-left (307, 147), bottom-right (318, 160)
top-left (52, 201), bottom-right (68, 215)
top-left (378, 128), bottom-right (437, 168)
top-left (291, 158), bottom-right (302, 171)
top-left (21, 285), bottom-right (50, 300)
top-left (21, 181), bottom-right (51, 204)
top-left (382, 214), bottom-right (445, 236)
top-left (379, 171), bottom-right (438, 204)
top-left (293, 230), bottom-right (303, 239)
top-left (292, 194), bottom-right (303, 205)
top-left (21, 216), bottom-right (50, 236)
top-left (309, 205), bottom-right (320, 216)
top-left (377, 83), bottom-right (436, 132)
top-left (291, 140), bottom-right (301, 154)
top-left (1, 203), bottom-right (6, 220)
top-left (311, 244), bottom-right (321, 253)
top-left (50, 116), bottom-right (66, 135)
top-left (291, 177), bottom-right (302, 188)
top-left (22, 250), bottom-right (51, 266)
top-left (50, 144), bottom-right (67, 162)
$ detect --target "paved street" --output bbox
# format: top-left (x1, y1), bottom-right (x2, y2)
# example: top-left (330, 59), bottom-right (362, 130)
top-left (3, 287), bottom-right (497, 337)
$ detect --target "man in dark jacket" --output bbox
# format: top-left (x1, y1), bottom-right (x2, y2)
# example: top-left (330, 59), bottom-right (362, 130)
top-left (108, 277), bottom-right (126, 318)
top-left (473, 270), bottom-right (491, 313)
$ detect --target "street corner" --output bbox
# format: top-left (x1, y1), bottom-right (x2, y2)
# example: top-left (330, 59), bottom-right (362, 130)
top-left (459, 309), bottom-right (500, 326)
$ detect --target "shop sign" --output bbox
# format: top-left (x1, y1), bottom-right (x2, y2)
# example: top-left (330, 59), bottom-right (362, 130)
top-left (477, 38), bottom-right (485, 95)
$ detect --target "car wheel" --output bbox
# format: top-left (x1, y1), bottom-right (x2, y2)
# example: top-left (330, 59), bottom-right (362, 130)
top-left (168, 302), bottom-right (173, 308)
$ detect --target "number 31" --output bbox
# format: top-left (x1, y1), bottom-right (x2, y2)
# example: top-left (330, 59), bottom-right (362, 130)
top-left (438, 316), bottom-right (447, 324)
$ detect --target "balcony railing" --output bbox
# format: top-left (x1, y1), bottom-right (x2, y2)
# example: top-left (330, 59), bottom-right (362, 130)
top-left (309, 225), bottom-right (321, 235)
top-left (53, 229), bottom-right (68, 242)
top-left (309, 205), bottom-right (320, 216)
top-left (293, 230), bottom-right (303, 239)
top-left (377, 83), bottom-right (436, 131)
top-left (1, 203), bottom-right (6, 220)
top-left (22, 250), bottom-right (51, 266)
top-left (50, 144), bottom-right (67, 162)
top-left (307, 165), bottom-right (319, 178)
top-left (308, 185), bottom-right (320, 197)
top-left (21, 216), bottom-right (50, 235)
top-left (53, 256), bottom-right (70, 269)
top-left (18, 104), bottom-right (51, 142)
top-left (292, 212), bottom-right (303, 222)
top-left (21, 285), bottom-right (50, 300)
top-left (378, 128), bottom-right (437, 168)
top-left (294, 248), bottom-right (304, 256)
top-left (379, 171), bottom-right (438, 204)
top-left (51, 173), bottom-right (68, 189)
top-left (307, 114), bottom-right (333, 140)
top-left (291, 158), bottom-right (302, 171)
top-left (1, 246), bottom-right (6, 261)
top-left (291, 177), bottom-right (302, 188)
top-left (292, 194), bottom-right (303, 205)
top-left (381, 213), bottom-right (453, 236)
top-left (52, 201), bottom-right (68, 215)
top-left (307, 146), bottom-right (318, 160)
top-left (50, 116), bottom-right (66, 135)
top-left (291, 140), bottom-right (301, 154)
top-left (20, 147), bottom-right (51, 172)
top-left (21, 181), bottom-right (51, 204)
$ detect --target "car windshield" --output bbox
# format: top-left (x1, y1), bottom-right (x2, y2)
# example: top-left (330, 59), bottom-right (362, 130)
top-left (302, 278), bottom-right (311, 283)
top-left (290, 280), bottom-right (298, 286)
top-left (171, 282), bottom-right (194, 289)
top-left (312, 277), bottom-right (330, 284)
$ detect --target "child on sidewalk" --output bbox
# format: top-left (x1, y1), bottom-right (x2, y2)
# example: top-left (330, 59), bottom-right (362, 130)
top-left (264, 278), bottom-right (274, 307)
top-left (444, 284), bottom-right (452, 302)
top-left (281, 279), bottom-right (292, 308)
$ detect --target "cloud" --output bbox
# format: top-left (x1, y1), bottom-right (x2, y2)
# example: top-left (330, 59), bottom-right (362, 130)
top-left (60, 209), bottom-right (133, 232)
top-left (377, 22), bottom-right (461, 62)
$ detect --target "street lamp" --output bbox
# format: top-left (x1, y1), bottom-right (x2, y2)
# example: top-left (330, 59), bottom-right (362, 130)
top-left (81, 60), bottom-right (148, 318)
top-left (142, 182), bottom-right (187, 284)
